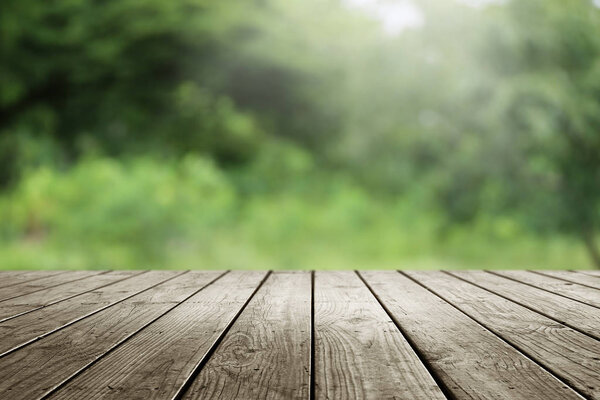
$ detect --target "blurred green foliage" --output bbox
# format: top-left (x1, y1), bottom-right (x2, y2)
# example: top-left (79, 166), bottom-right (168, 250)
top-left (1, 0), bottom-right (599, 269)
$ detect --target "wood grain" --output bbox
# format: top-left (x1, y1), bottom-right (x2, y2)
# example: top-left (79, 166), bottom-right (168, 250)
top-left (0, 271), bottom-right (141, 322)
top-left (0, 271), bottom-right (67, 290)
top-left (47, 270), bottom-right (268, 400)
top-left (407, 270), bottom-right (600, 399)
top-left (0, 271), bottom-right (224, 400)
top-left (1, 269), bottom-right (598, 400)
top-left (313, 271), bottom-right (444, 400)
top-left (491, 270), bottom-right (600, 308)
top-left (0, 271), bottom-right (105, 302)
top-left (537, 270), bottom-right (600, 290)
top-left (0, 271), bottom-right (182, 356)
top-left (182, 271), bottom-right (312, 400)
top-left (359, 270), bottom-right (582, 400)
top-left (450, 270), bottom-right (600, 340)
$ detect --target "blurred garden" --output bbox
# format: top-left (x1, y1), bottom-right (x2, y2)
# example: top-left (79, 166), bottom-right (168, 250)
top-left (1, 0), bottom-right (599, 269)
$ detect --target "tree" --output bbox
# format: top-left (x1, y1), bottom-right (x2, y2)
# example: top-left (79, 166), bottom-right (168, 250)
top-left (0, 0), bottom-right (366, 183)
top-left (433, 0), bottom-right (600, 267)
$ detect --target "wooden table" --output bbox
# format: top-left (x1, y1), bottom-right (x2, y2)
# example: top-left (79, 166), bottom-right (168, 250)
top-left (0, 270), bottom-right (598, 400)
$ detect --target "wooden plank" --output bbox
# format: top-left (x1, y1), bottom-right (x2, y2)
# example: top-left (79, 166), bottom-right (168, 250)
top-left (46, 271), bottom-right (268, 400)
top-left (0, 270), bottom-right (182, 356)
top-left (576, 270), bottom-right (600, 277)
top-left (0, 271), bottom-right (142, 322)
top-left (407, 271), bottom-right (600, 399)
top-left (0, 271), bottom-right (68, 289)
top-left (537, 270), bottom-right (600, 290)
top-left (450, 270), bottom-right (600, 340)
top-left (0, 271), bottom-right (57, 279)
top-left (311, 271), bottom-right (444, 400)
top-left (0, 271), bottom-right (105, 302)
top-left (359, 270), bottom-right (582, 400)
top-left (492, 270), bottom-right (600, 308)
top-left (181, 271), bottom-right (312, 400)
top-left (0, 271), bottom-right (224, 400)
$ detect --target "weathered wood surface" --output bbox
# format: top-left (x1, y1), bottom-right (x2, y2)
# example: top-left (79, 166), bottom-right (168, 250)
top-left (361, 271), bottom-right (581, 400)
top-left (0, 271), bottom-right (105, 302)
top-left (0, 270), bottom-right (598, 400)
top-left (578, 270), bottom-right (600, 278)
top-left (0, 270), bottom-right (140, 322)
top-left (313, 271), bottom-right (444, 400)
top-left (406, 271), bottom-right (600, 399)
top-left (538, 270), bottom-right (600, 290)
top-left (0, 271), bottom-right (224, 400)
top-left (0, 270), bottom-right (68, 289)
top-left (48, 271), bottom-right (267, 400)
top-left (183, 271), bottom-right (311, 400)
top-left (0, 270), bottom-right (181, 356)
top-left (450, 270), bottom-right (600, 341)
top-left (492, 270), bottom-right (600, 308)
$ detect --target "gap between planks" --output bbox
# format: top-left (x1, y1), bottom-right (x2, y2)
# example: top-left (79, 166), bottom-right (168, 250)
top-left (487, 270), bottom-right (600, 309)
top-left (0, 271), bottom-right (185, 358)
top-left (1, 271), bottom-right (597, 400)
top-left (407, 271), bottom-right (599, 399)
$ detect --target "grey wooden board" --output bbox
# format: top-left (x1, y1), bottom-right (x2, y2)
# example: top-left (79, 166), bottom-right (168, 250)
top-left (450, 270), bottom-right (600, 340)
top-left (182, 271), bottom-right (312, 400)
top-left (0, 271), bottom-right (182, 356)
top-left (407, 271), bottom-right (600, 399)
top-left (3, 270), bottom-right (600, 400)
top-left (0, 271), bottom-right (141, 322)
top-left (492, 270), bottom-right (600, 308)
top-left (0, 271), bottom-right (105, 302)
top-left (0, 271), bottom-right (224, 400)
top-left (47, 270), bottom-right (267, 400)
top-left (359, 270), bottom-right (583, 400)
top-left (0, 271), bottom-right (68, 289)
top-left (312, 271), bottom-right (445, 400)
top-left (538, 270), bottom-right (600, 290)
top-left (577, 270), bottom-right (600, 277)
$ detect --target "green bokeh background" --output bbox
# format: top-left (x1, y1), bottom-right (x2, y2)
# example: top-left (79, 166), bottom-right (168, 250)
top-left (1, 0), bottom-right (599, 270)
